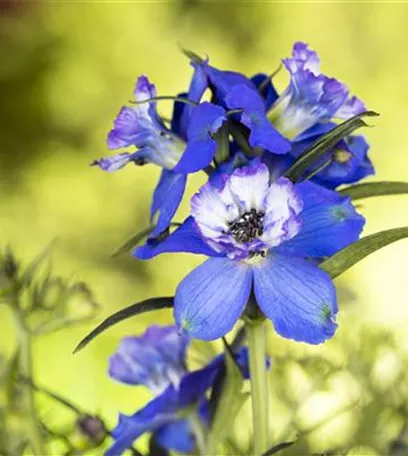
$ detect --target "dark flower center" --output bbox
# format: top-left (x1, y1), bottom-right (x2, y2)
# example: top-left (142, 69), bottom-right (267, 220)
top-left (228, 208), bottom-right (265, 243)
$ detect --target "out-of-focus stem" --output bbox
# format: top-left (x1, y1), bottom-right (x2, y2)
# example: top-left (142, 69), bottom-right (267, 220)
top-left (14, 310), bottom-right (46, 456)
top-left (246, 319), bottom-right (269, 455)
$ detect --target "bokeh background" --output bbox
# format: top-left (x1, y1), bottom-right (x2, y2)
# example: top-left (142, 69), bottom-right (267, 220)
top-left (1, 1), bottom-right (408, 455)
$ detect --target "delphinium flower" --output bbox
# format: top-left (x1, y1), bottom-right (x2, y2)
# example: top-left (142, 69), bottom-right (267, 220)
top-left (184, 42), bottom-right (373, 190)
top-left (135, 160), bottom-right (365, 342)
top-left (106, 325), bottom-right (253, 456)
top-left (267, 42), bottom-right (374, 187)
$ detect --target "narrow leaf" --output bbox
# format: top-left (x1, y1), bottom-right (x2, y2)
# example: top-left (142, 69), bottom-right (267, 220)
top-left (112, 223), bottom-right (182, 257)
top-left (112, 226), bottom-right (154, 257)
top-left (20, 241), bottom-right (55, 287)
top-left (208, 328), bottom-right (246, 421)
top-left (320, 227), bottom-right (408, 279)
top-left (73, 297), bottom-right (174, 353)
top-left (339, 181), bottom-right (408, 201)
top-left (207, 341), bottom-right (249, 454)
top-left (261, 441), bottom-right (296, 456)
top-left (180, 46), bottom-right (203, 63)
top-left (285, 111), bottom-right (378, 182)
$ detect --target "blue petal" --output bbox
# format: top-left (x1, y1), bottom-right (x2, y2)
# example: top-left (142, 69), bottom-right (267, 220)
top-left (278, 197), bottom-right (365, 258)
top-left (177, 360), bottom-right (224, 406)
top-left (173, 139), bottom-right (217, 174)
top-left (108, 326), bottom-right (188, 391)
top-left (295, 180), bottom-right (344, 208)
top-left (225, 85), bottom-right (291, 154)
top-left (176, 61), bottom-right (209, 137)
top-left (171, 92), bottom-right (189, 139)
top-left (173, 102), bottom-right (226, 173)
top-left (187, 102), bottom-right (227, 142)
top-left (106, 388), bottom-right (179, 456)
top-left (202, 62), bottom-right (255, 101)
top-left (253, 253), bottom-right (337, 344)
top-left (151, 170), bottom-right (187, 236)
top-left (135, 217), bottom-right (219, 260)
top-left (174, 257), bottom-right (252, 340)
top-left (155, 419), bottom-right (195, 453)
top-left (251, 73), bottom-right (279, 111)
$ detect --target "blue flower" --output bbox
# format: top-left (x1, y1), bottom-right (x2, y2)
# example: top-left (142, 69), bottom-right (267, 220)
top-left (92, 77), bottom-right (228, 236)
top-left (186, 58), bottom-right (291, 155)
top-left (107, 325), bottom-right (252, 456)
top-left (269, 42), bottom-right (366, 139)
top-left (135, 161), bottom-right (365, 343)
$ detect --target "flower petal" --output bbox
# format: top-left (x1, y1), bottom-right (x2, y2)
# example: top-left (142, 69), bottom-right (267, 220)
top-left (225, 85), bottom-right (291, 154)
top-left (251, 73), bottom-right (279, 111)
top-left (174, 257), bottom-right (252, 340)
top-left (155, 419), bottom-right (196, 453)
top-left (253, 253), bottom-right (337, 344)
top-left (135, 217), bottom-right (219, 260)
top-left (173, 139), bottom-right (217, 174)
top-left (107, 388), bottom-right (179, 456)
top-left (91, 151), bottom-right (140, 172)
top-left (278, 197), bottom-right (365, 258)
top-left (108, 326), bottom-right (188, 392)
top-left (151, 170), bottom-right (187, 236)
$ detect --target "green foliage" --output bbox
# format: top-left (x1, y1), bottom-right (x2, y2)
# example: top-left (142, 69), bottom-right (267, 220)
top-left (340, 181), bottom-right (408, 201)
top-left (285, 112), bottom-right (378, 182)
top-left (207, 343), bottom-right (249, 454)
top-left (320, 227), bottom-right (408, 279)
top-left (74, 297), bottom-right (174, 353)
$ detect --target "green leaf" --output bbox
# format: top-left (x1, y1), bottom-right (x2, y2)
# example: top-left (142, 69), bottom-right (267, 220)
top-left (180, 46), bottom-right (204, 64)
top-left (285, 111), bottom-right (379, 182)
top-left (208, 328), bottom-right (246, 421)
top-left (112, 223), bottom-right (182, 257)
top-left (320, 227), bottom-right (408, 279)
top-left (73, 297), bottom-right (174, 353)
top-left (20, 241), bottom-right (55, 288)
top-left (339, 181), bottom-right (408, 201)
top-left (207, 340), bottom-right (249, 454)
top-left (112, 226), bottom-right (155, 257)
top-left (261, 441), bottom-right (296, 456)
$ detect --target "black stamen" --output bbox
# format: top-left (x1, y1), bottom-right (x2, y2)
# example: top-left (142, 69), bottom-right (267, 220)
top-left (227, 208), bottom-right (265, 244)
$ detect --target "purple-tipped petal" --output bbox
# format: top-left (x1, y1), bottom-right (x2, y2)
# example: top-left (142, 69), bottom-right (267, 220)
top-left (174, 257), bottom-right (252, 340)
top-left (253, 253), bottom-right (337, 344)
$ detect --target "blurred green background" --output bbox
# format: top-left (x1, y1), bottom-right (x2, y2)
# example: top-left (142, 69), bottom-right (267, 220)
top-left (1, 1), bottom-right (408, 455)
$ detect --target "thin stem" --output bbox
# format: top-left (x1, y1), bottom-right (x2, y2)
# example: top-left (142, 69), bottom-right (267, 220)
top-left (14, 311), bottom-right (46, 455)
top-left (246, 320), bottom-right (269, 455)
top-left (190, 412), bottom-right (207, 456)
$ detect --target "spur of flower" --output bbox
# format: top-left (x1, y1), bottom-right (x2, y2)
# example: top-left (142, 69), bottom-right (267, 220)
top-left (136, 160), bottom-right (365, 343)
top-left (106, 325), bottom-right (253, 456)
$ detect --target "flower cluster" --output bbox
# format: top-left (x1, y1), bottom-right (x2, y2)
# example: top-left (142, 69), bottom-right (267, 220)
top-left (93, 42), bottom-right (370, 343)
top-left (106, 325), bottom-right (255, 455)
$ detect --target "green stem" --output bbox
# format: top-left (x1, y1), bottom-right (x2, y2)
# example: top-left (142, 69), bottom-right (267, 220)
top-left (246, 319), bottom-right (269, 455)
top-left (190, 412), bottom-right (207, 455)
top-left (14, 311), bottom-right (46, 456)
